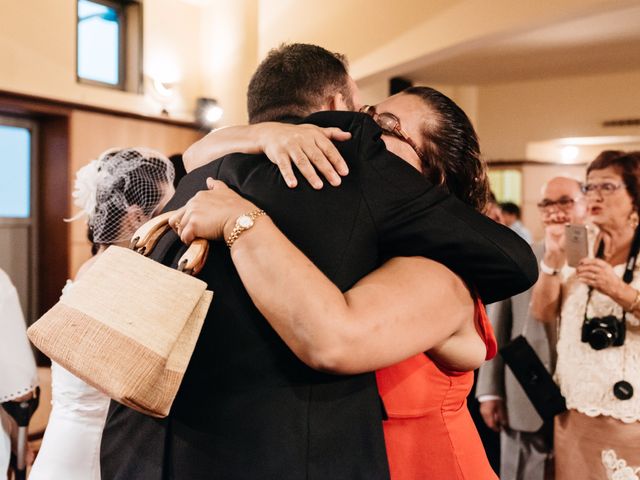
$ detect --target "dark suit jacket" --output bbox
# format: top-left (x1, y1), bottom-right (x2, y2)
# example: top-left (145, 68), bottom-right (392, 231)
top-left (101, 111), bottom-right (537, 480)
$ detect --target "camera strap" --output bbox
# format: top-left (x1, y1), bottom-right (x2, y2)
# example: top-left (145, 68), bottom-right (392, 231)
top-left (583, 226), bottom-right (640, 401)
top-left (583, 225), bottom-right (640, 323)
top-left (623, 225), bottom-right (640, 283)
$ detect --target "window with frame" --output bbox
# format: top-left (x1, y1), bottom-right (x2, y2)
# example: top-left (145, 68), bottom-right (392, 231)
top-left (76, 0), bottom-right (142, 92)
top-left (488, 168), bottom-right (523, 205)
top-left (0, 125), bottom-right (31, 218)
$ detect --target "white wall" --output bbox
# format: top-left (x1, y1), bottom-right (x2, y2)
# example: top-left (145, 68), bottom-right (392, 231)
top-left (200, 0), bottom-right (259, 125)
top-left (358, 78), bottom-right (388, 106)
top-left (143, 0), bottom-right (204, 118)
top-left (477, 69), bottom-right (640, 160)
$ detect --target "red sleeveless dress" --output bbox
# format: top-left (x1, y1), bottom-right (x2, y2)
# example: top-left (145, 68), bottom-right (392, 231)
top-left (375, 300), bottom-right (498, 480)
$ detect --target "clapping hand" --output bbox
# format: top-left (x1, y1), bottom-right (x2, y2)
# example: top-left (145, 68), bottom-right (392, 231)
top-left (542, 223), bottom-right (567, 268)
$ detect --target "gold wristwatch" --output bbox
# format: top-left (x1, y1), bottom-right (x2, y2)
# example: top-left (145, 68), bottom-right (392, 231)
top-left (226, 209), bottom-right (266, 248)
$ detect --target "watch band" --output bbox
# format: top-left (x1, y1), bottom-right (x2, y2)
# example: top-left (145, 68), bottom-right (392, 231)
top-left (226, 209), bottom-right (266, 248)
top-left (539, 259), bottom-right (560, 276)
top-left (627, 289), bottom-right (640, 312)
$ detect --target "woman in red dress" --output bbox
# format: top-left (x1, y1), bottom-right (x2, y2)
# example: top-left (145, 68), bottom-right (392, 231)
top-left (173, 87), bottom-right (504, 479)
top-left (377, 302), bottom-right (498, 479)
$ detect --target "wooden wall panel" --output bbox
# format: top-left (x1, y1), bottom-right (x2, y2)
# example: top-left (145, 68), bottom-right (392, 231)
top-left (38, 116), bottom-right (70, 318)
top-left (68, 110), bottom-right (202, 275)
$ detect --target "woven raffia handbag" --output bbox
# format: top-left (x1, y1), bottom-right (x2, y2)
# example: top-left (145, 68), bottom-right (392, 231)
top-left (28, 212), bottom-right (213, 418)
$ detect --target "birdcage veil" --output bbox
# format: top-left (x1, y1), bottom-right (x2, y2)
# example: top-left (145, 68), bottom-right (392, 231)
top-left (67, 147), bottom-right (175, 245)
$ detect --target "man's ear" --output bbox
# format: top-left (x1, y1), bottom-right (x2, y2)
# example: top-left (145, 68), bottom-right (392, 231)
top-left (323, 92), bottom-right (347, 112)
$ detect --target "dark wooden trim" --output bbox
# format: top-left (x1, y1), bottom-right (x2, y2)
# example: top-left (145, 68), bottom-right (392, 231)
top-left (603, 118), bottom-right (640, 127)
top-left (37, 115), bottom-right (70, 320)
top-left (135, 1), bottom-right (144, 94)
top-left (487, 159), bottom-right (588, 168)
top-left (0, 90), bottom-right (199, 129)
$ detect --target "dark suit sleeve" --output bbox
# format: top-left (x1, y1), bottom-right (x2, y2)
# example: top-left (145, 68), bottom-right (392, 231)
top-left (149, 160), bottom-right (224, 265)
top-left (163, 160), bottom-right (224, 212)
top-left (353, 115), bottom-right (538, 304)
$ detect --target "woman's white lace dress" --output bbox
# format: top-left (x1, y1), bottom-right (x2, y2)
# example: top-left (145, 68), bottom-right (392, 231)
top-left (555, 263), bottom-right (640, 479)
top-left (29, 281), bottom-right (110, 480)
top-left (556, 264), bottom-right (640, 422)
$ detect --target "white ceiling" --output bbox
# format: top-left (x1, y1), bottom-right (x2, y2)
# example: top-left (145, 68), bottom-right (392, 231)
top-left (403, 4), bottom-right (640, 85)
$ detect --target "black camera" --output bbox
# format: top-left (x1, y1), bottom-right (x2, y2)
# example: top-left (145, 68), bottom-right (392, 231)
top-left (581, 316), bottom-right (626, 350)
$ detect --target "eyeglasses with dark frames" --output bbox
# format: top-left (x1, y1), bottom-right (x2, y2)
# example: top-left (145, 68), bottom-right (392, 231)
top-left (536, 196), bottom-right (580, 212)
top-left (360, 105), bottom-right (424, 160)
top-left (582, 182), bottom-right (625, 196)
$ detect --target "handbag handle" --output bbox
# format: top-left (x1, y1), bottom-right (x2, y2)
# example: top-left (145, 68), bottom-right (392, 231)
top-left (130, 211), bottom-right (174, 255)
top-left (130, 211), bottom-right (209, 276)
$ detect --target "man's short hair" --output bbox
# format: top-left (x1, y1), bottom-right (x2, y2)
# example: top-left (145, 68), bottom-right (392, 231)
top-left (500, 201), bottom-right (521, 218)
top-left (247, 43), bottom-right (353, 124)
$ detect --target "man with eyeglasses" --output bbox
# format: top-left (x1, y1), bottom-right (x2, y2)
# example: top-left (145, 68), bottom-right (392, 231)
top-left (531, 176), bottom-right (588, 316)
top-left (477, 175), bottom-right (586, 480)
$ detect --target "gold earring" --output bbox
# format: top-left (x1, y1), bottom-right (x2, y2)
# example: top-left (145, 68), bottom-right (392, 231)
top-left (629, 211), bottom-right (639, 229)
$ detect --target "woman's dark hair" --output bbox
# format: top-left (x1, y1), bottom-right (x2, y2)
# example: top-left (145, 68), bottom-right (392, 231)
top-left (500, 202), bottom-right (521, 218)
top-left (587, 150), bottom-right (640, 211)
top-left (169, 153), bottom-right (187, 188)
top-left (403, 86), bottom-right (489, 212)
top-left (87, 225), bottom-right (99, 256)
top-left (88, 148), bottom-right (173, 252)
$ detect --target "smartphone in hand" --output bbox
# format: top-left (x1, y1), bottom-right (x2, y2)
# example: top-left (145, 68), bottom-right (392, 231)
top-left (565, 224), bottom-right (589, 267)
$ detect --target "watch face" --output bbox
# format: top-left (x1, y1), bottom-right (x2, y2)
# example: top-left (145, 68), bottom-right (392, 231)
top-left (237, 215), bottom-right (254, 229)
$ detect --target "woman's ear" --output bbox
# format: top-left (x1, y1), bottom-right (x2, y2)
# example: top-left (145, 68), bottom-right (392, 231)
top-left (629, 209), bottom-right (639, 230)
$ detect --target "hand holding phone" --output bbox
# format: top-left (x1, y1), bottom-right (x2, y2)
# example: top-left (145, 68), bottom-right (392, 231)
top-left (565, 224), bottom-right (589, 267)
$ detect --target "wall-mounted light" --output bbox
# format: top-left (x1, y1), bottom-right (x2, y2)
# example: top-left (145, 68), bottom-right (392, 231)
top-left (146, 75), bottom-right (178, 116)
top-left (196, 97), bottom-right (223, 129)
top-left (153, 78), bottom-right (176, 99)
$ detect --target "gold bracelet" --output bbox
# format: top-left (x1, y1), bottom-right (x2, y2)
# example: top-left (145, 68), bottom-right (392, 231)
top-left (226, 209), bottom-right (266, 248)
top-left (627, 289), bottom-right (640, 312)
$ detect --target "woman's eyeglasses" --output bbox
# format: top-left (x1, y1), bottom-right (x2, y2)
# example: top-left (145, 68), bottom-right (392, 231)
top-left (360, 105), bottom-right (424, 160)
top-left (582, 182), bottom-right (625, 196)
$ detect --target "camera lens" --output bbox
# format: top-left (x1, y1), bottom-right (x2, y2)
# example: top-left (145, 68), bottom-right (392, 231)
top-left (589, 328), bottom-right (614, 350)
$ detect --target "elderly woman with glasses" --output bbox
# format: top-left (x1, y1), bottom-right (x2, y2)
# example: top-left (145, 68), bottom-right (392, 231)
top-left (531, 150), bottom-right (640, 480)
top-left (176, 86), bottom-right (499, 479)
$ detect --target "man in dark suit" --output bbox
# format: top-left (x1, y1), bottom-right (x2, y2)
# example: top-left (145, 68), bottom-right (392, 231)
top-left (101, 43), bottom-right (537, 479)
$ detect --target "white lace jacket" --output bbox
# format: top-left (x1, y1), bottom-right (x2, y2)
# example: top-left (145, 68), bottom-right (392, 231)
top-left (555, 263), bottom-right (640, 423)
